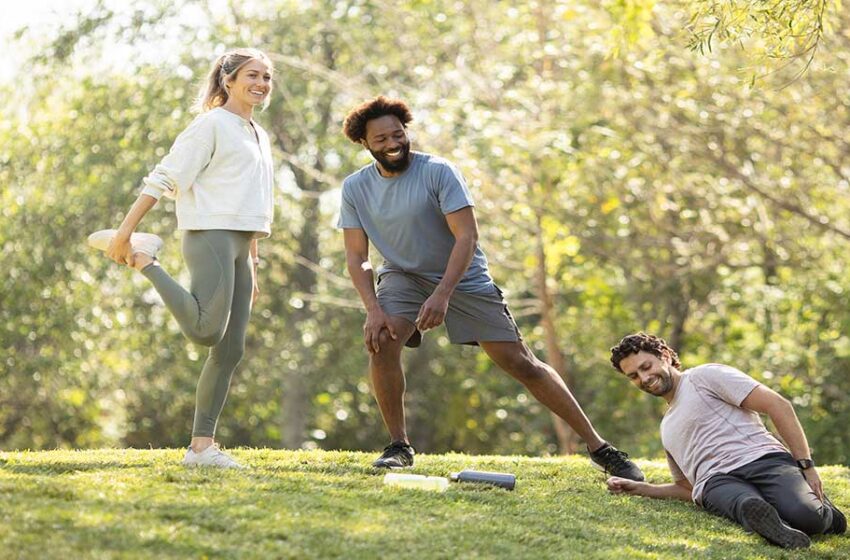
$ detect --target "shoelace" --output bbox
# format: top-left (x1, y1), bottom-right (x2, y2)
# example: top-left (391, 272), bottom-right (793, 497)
top-left (207, 446), bottom-right (240, 467)
top-left (598, 447), bottom-right (631, 470)
top-left (381, 442), bottom-right (414, 458)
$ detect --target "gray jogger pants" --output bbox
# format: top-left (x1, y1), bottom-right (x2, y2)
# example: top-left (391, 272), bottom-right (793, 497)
top-left (701, 452), bottom-right (834, 536)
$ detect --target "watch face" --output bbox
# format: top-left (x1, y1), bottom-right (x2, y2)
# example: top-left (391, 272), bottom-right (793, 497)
top-left (797, 459), bottom-right (814, 470)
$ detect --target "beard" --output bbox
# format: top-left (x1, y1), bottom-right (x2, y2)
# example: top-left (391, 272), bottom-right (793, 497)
top-left (370, 141), bottom-right (412, 173)
top-left (640, 366), bottom-right (674, 396)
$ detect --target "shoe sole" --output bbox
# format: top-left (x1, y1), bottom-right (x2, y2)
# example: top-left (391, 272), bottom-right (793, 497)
top-left (183, 458), bottom-right (247, 470)
top-left (824, 496), bottom-right (847, 535)
top-left (589, 459), bottom-right (645, 482)
top-left (183, 463), bottom-right (247, 469)
top-left (372, 462), bottom-right (413, 469)
top-left (590, 461), bottom-right (607, 474)
top-left (741, 498), bottom-right (811, 549)
top-left (87, 229), bottom-right (164, 257)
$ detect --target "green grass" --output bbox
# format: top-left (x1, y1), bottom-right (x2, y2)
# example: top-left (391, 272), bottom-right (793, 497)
top-left (0, 449), bottom-right (847, 559)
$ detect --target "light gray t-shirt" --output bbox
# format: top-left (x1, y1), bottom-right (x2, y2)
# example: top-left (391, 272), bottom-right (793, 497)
top-left (660, 363), bottom-right (788, 504)
top-left (337, 152), bottom-right (494, 293)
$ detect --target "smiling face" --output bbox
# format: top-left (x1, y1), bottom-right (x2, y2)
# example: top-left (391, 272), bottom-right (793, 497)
top-left (225, 58), bottom-right (272, 109)
top-left (618, 350), bottom-right (679, 401)
top-left (362, 114), bottom-right (411, 175)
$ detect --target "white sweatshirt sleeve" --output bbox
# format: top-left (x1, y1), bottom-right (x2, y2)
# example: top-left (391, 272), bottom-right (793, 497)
top-left (140, 115), bottom-right (216, 200)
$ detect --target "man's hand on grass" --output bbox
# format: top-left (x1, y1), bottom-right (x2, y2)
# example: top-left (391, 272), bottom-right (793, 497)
top-left (607, 476), bottom-right (643, 495)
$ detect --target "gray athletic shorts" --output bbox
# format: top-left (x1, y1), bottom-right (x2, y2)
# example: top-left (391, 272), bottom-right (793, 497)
top-left (376, 271), bottom-right (522, 348)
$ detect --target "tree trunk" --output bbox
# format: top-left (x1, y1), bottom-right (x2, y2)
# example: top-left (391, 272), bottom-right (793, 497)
top-left (405, 336), bottom-right (434, 451)
top-left (667, 291), bottom-right (689, 356)
top-left (277, 30), bottom-right (338, 449)
top-left (279, 193), bottom-right (319, 449)
top-left (534, 214), bottom-right (580, 454)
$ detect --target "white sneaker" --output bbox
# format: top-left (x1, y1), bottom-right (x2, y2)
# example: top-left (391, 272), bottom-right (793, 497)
top-left (87, 229), bottom-right (164, 258)
top-left (182, 445), bottom-right (246, 469)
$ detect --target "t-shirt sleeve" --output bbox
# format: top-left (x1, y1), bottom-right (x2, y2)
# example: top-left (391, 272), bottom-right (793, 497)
top-left (694, 364), bottom-right (761, 407)
top-left (140, 115), bottom-right (215, 200)
top-left (435, 161), bottom-right (475, 214)
top-left (665, 450), bottom-right (687, 482)
top-left (336, 180), bottom-right (362, 229)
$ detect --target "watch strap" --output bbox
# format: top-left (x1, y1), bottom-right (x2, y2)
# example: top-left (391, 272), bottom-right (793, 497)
top-left (796, 458), bottom-right (815, 470)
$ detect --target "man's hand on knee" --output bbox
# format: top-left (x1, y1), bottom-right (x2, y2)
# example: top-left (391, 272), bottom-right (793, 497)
top-left (363, 308), bottom-right (398, 353)
top-left (803, 467), bottom-right (824, 501)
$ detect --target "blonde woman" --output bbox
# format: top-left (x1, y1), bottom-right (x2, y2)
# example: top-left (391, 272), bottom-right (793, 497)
top-left (89, 48), bottom-right (275, 468)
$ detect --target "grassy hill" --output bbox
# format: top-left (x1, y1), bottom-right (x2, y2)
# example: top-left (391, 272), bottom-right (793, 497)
top-left (0, 449), bottom-right (847, 559)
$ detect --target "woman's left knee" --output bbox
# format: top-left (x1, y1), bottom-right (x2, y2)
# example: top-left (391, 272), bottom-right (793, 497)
top-left (209, 344), bottom-right (245, 369)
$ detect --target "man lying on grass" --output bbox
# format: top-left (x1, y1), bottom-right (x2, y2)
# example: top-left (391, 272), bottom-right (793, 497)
top-left (606, 332), bottom-right (846, 549)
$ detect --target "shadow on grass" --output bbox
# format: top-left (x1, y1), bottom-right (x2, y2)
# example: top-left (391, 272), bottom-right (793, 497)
top-left (144, 483), bottom-right (844, 559)
top-left (0, 460), bottom-right (153, 475)
top-left (12, 516), bottom-right (225, 559)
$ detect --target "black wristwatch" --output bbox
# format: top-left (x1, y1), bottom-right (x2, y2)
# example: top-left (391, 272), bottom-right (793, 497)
top-left (796, 458), bottom-right (815, 470)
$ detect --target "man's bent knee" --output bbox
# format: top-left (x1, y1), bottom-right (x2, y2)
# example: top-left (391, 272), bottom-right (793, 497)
top-left (370, 330), bottom-right (405, 361)
top-left (785, 502), bottom-right (831, 535)
top-left (500, 351), bottom-right (547, 383)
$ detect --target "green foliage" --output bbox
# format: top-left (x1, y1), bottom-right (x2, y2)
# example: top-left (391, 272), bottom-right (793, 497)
top-left (1, 449), bottom-right (848, 558)
top-left (2, 0), bottom-right (850, 468)
top-left (685, 0), bottom-right (834, 54)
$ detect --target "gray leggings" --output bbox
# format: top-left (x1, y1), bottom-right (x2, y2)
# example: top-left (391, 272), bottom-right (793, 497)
top-left (141, 229), bottom-right (254, 438)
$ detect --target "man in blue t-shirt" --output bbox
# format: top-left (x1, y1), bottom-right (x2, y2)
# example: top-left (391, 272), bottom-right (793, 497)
top-left (337, 95), bottom-right (643, 481)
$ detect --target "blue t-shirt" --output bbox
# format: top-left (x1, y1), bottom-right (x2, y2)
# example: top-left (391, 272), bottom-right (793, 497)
top-left (337, 152), bottom-right (494, 293)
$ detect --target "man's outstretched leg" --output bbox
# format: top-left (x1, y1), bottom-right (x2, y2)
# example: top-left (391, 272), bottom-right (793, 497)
top-left (702, 471), bottom-right (812, 549)
top-left (369, 316), bottom-right (417, 468)
top-left (735, 453), bottom-right (843, 537)
top-left (480, 340), bottom-right (645, 481)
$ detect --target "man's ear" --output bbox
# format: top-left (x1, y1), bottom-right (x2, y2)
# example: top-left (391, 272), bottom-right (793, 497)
top-left (360, 138), bottom-right (369, 150)
top-left (661, 349), bottom-right (672, 364)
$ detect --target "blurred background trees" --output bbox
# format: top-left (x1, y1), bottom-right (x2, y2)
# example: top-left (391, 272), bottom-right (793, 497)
top-left (2, 0), bottom-right (848, 465)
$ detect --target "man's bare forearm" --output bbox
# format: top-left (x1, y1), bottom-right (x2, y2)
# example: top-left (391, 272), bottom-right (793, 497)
top-left (346, 255), bottom-right (380, 312)
top-left (434, 234), bottom-right (476, 296)
top-left (769, 399), bottom-right (812, 460)
top-left (634, 482), bottom-right (692, 501)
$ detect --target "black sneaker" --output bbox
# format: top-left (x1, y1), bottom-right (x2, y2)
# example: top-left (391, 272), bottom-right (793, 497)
top-left (372, 441), bottom-right (415, 469)
top-left (588, 443), bottom-right (645, 481)
top-left (824, 496), bottom-right (847, 535)
top-left (740, 497), bottom-right (811, 549)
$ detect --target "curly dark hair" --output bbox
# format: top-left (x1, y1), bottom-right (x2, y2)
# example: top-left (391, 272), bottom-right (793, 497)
top-left (610, 332), bottom-right (681, 372)
top-left (342, 96), bottom-right (413, 143)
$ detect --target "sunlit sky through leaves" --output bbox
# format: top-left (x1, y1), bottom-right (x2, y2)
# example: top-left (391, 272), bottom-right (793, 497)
top-left (0, 0), bottom-right (244, 83)
top-left (0, 0), bottom-right (94, 82)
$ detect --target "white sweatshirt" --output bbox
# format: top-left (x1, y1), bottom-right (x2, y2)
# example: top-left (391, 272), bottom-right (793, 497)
top-left (140, 107), bottom-right (274, 238)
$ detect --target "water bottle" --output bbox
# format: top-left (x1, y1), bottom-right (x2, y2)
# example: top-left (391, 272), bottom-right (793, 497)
top-left (383, 473), bottom-right (450, 492)
top-left (449, 469), bottom-right (516, 490)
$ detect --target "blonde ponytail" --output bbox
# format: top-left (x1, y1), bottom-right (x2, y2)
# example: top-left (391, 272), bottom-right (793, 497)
top-left (193, 48), bottom-right (274, 113)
